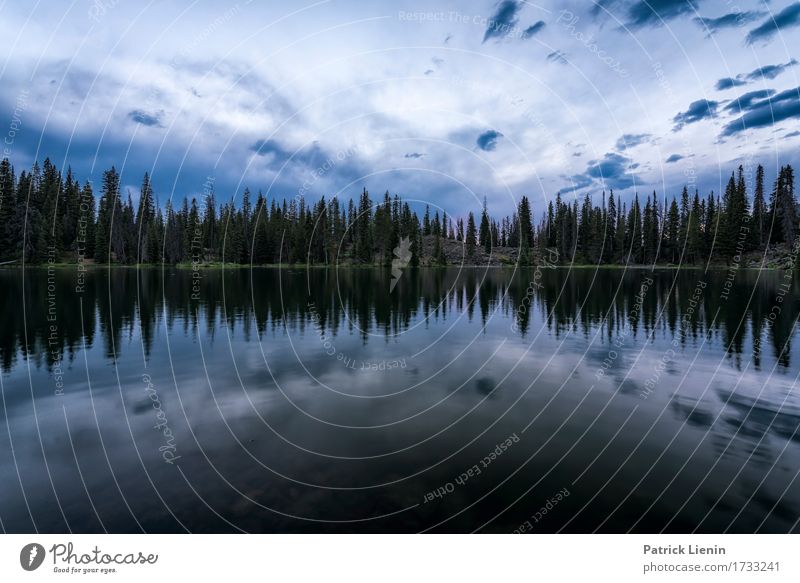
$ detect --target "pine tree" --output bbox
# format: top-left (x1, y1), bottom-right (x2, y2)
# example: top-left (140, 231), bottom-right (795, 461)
top-left (687, 191), bottom-right (702, 263)
top-left (771, 165), bottom-right (797, 247)
top-left (642, 195), bottom-right (656, 264)
top-left (517, 196), bottom-right (533, 263)
top-left (546, 200), bottom-right (555, 247)
top-left (752, 164), bottom-right (766, 248)
top-left (625, 194), bottom-right (642, 263)
top-left (355, 188), bottom-right (373, 263)
top-left (94, 167), bottom-right (120, 264)
top-left (0, 159), bottom-right (16, 261)
top-left (80, 181), bottom-right (95, 259)
top-left (704, 192), bottom-right (717, 261)
top-left (479, 197), bottom-right (491, 253)
top-left (666, 198), bottom-right (680, 263)
top-left (136, 172), bottom-right (156, 262)
top-left (465, 212), bottom-right (477, 257)
top-left (604, 192), bottom-right (616, 263)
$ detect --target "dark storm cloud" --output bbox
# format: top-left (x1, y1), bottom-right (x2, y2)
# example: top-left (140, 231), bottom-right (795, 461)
top-left (673, 99), bottom-right (719, 130)
top-left (404, 152), bottom-right (424, 159)
top-left (746, 59), bottom-right (798, 81)
top-left (715, 77), bottom-right (747, 90)
top-left (746, 3), bottom-right (800, 45)
top-left (128, 110), bottom-right (162, 127)
top-left (665, 154), bottom-right (684, 163)
top-left (482, 0), bottom-right (522, 43)
top-left (721, 87), bottom-right (800, 136)
top-left (693, 11), bottom-right (764, 34)
top-left (476, 130), bottom-right (503, 151)
top-left (521, 21), bottom-right (545, 39)
top-left (615, 133), bottom-right (651, 150)
top-left (786, 130), bottom-right (800, 137)
top-left (546, 50), bottom-right (568, 64)
top-left (724, 89), bottom-right (776, 114)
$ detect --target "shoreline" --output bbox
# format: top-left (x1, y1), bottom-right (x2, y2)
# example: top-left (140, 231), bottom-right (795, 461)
top-left (0, 262), bottom-right (788, 271)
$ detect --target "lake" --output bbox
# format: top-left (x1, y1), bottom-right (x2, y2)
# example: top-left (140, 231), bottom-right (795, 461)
top-left (1, 266), bottom-right (799, 533)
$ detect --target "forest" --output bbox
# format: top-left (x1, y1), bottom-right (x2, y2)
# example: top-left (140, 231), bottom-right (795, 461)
top-left (0, 157), bottom-right (796, 267)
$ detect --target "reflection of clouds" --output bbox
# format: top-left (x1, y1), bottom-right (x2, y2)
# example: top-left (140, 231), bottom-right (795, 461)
top-left (669, 396), bottom-right (714, 428)
top-left (3, 267), bottom-right (800, 532)
top-left (718, 389), bottom-right (800, 446)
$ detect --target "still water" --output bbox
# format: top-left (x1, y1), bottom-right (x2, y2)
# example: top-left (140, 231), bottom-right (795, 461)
top-left (1, 266), bottom-right (799, 533)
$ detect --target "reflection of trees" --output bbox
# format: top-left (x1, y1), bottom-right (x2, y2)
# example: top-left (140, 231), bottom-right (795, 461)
top-left (0, 267), bottom-right (797, 373)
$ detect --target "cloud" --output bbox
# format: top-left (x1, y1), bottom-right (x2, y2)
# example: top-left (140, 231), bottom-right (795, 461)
top-left (559, 173), bottom-right (593, 193)
top-left (693, 11), bottom-right (764, 34)
top-left (404, 152), bottom-right (424, 159)
top-left (625, 0), bottom-right (702, 28)
top-left (715, 77), bottom-right (747, 90)
top-left (746, 58), bottom-right (799, 80)
top-left (546, 50), bottom-right (568, 64)
top-left (746, 3), bottom-right (800, 45)
top-left (786, 130), bottom-right (800, 138)
top-left (715, 60), bottom-right (798, 92)
top-left (128, 110), bottom-right (163, 127)
top-left (476, 130), bottom-right (504, 151)
top-left (482, 0), bottom-right (522, 43)
top-left (521, 21), bottom-right (545, 39)
top-left (249, 138), bottom-right (330, 170)
top-left (721, 86), bottom-right (800, 136)
top-left (724, 89), bottom-right (776, 113)
top-left (564, 152), bottom-right (637, 192)
top-left (615, 133), bottom-right (651, 150)
top-left (673, 99), bottom-right (719, 130)
top-left (665, 154), bottom-right (684, 163)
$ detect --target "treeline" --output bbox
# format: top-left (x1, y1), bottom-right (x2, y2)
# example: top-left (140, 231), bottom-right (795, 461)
top-left (531, 164), bottom-right (797, 266)
top-left (0, 157), bottom-right (795, 266)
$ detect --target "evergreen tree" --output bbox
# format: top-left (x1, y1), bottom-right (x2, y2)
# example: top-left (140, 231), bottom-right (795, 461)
top-left (80, 181), bottom-right (96, 259)
top-left (604, 192), bottom-right (616, 263)
top-left (625, 194), bottom-right (642, 263)
top-left (517, 196), bottom-right (533, 263)
top-left (94, 167), bottom-right (120, 264)
top-left (666, 198), bottom-right (680, 263)
top-left (0, 159), bottom-right (16, 261)
top-left (479, 197), bottom-right (491, 253)
top-left (355, 188), bottom-right (373, 263)
top-left (687, 192), bottom-right (702, 263)
top-left (752, 164), bottom-right (766, 248)
top-left (465, 212), bottom-right (477, 257)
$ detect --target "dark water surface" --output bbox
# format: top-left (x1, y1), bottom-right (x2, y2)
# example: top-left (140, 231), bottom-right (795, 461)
top-left (1, 266), bottom-right (799, 533)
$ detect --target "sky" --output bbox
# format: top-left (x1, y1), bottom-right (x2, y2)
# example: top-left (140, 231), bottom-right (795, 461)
top-left (0, 0), bottom-right (799, 218)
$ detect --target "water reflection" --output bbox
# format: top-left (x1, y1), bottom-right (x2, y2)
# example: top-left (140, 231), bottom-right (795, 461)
top-left (3, 267), bottom-right (798, 373)
top-left (0, 266), bottom-right (798, 533)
